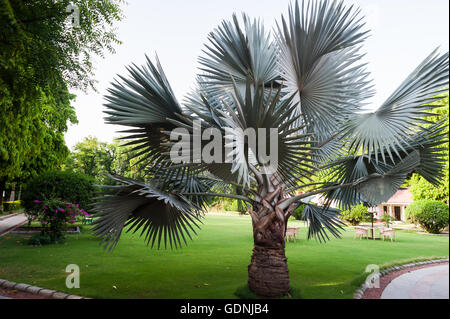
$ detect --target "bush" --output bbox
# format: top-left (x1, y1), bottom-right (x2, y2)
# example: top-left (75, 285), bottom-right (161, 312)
top-left (340, 204), bottom-right (371, 226)
top-left (291, 203), bottom-right (306, 220)
top-left (28, 234), bottom-right (52, 246)
top-left (22, 170), bottom-right (96, 213)
top-left (405, 200), bottom-right (449, 234)
top-left (27, 198), bottom-right (91, 243)
top-left (380, 213), bottom-right (396, 227)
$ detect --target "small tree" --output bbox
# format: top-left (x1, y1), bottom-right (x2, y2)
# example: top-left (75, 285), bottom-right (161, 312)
top-left (380, 213), bottom-right (396, 228)
top-left (28, 198), bottom-right (89, 243)
top-left (340, 204), bottom-right (370, 226)
top-left (291, 203), bottom-right (306, 221)
top-left (91, 0), bottom-right (449, 297)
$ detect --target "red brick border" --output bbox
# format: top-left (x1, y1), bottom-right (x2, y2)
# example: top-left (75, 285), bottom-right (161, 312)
top-left (353, 258), bottom-right (449, 299)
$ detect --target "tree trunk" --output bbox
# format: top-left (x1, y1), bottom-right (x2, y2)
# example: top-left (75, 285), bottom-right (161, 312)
top-left (0, 179), bottom-right (5, 213)
top-left (247, 184), bottom-right (296, 297)
top-left (9, 182), bottom-right (16, 202)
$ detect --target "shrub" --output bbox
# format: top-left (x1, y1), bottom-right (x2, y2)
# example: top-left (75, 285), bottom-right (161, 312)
top-left (380, 213), bottom-right (396, 227)
top-left (405, 200), bottom-right (449, 234)
top-left (291, 203), bottom-right (306, 220)
top-left (28, 198), bottom-right (91, 243)
top-left (22, 170), bottom-right (96, 213)
top-left (340, 204), bottom-right (371, 226)
top-left (28, 233), bottom-right (52, 246)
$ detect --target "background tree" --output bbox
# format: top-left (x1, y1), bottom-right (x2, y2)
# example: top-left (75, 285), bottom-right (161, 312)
top-left (0, 0), bottom-right (124, 210)
top-left (92, 0), bottom-right (448, 297)
top-left (64, 136), bottom-right (147, 184)
top-left (407, 93), bottom-right (449, 203)
top-left (65, 136), bottom-right (113, 181)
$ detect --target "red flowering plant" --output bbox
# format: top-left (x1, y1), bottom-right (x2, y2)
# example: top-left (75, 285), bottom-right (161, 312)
top-left (31, 198), bottom-right (91, 242)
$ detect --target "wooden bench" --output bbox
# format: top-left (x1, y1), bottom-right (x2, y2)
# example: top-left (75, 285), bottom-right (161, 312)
top-left (381, 228), bottom-right (396, 241)
top-left (354, 226), bottom-right (369, 240)
top-left (285, 227), bottom-right (300, 242)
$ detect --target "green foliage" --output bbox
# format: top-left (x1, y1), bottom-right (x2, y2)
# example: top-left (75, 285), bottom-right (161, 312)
top-left (405, 200), bottom-right (449, 233)
top-left (410, 170), bottom-right (449, 203)
top-left (212, 198), bottom-right (239, 212)
top-left (27, 198), bottom-right (86, 242)
top-left (340, 204), bottom-right (370, 226)
top-left (64, 137), bottom-right (147, 184)
top-left (0, 0), bottom-right (124, 210)
top-left (22, 170), bottom-right (96, 212)
top-left (28, 233), bottom-right (52, 246)
top-left (0, 0), bottom-right (124, 92)
top-left (380, 213), bottom-right (396, 228)
top-left (291, 203), bottom-right (306, 220)
top-left (408, 93), bottom-right (449, 203)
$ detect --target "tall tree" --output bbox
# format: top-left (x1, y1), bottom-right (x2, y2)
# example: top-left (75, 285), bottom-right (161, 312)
top-left (65, 137), bottom-right (147, 184)
top-left (0, 0), bottom-right (124, 210)
top-left (65, 136), bottom-right (112, 183)
top-left (92, 0), bottom-right (448, 297)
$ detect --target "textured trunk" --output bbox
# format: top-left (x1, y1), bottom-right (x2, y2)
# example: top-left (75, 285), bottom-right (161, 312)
top-left (9, 182), bottom-right (16, 202)
top-left (0, 179), bottom-right (5, 212)
top-left (247, 182), bottom-right (296, 297)
top-left (17, 185), bottom-right (22, 201)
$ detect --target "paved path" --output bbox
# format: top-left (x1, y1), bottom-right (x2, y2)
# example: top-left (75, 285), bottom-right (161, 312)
top-left (381, 264), bottom-right (449, 299)
top-left (0, 214), bottom-right (28, 236)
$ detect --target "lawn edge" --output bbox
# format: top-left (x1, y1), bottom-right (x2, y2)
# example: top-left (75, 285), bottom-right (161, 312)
top-left (0, 278), bottom-right (90, 299)
top-left (353, 257), bottom-right (449, 299)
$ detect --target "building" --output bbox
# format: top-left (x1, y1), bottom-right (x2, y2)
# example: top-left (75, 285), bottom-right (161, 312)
top-left (373, 188), bottom-right (413, 222)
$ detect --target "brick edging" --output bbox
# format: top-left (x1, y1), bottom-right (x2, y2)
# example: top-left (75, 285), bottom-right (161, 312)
top-left (353, 258), bottom-right (449, 299)
top-left (0, 278), bottom-right (90, 299)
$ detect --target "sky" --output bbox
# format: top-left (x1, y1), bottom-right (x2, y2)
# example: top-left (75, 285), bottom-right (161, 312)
top-left (64, 0), bottom-right (450, 149)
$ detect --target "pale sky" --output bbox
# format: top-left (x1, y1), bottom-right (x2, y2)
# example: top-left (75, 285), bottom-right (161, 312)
top-left (64, 0), bottom-right (450, 149)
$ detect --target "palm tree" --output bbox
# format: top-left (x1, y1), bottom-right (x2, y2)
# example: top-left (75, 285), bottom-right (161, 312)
top-left (92, 0), bottom-right (449, 297)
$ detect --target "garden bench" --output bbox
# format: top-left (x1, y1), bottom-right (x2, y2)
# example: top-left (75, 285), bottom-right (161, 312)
top-left (381, 228), bottom-right (396, 241)
top-left (285, 227), bottom-right (300, 242)
top-left (354, 226), bottom-right (369, 240)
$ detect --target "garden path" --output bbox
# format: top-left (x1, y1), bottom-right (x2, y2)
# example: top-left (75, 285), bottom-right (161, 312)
top-left (0, 214), bottom-right (27, 236)
top-left (381, 264), bottom-right (449, 299)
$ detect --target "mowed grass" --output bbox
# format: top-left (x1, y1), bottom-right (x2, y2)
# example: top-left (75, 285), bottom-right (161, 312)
top-left (0, 214), bottom-right (448, 299)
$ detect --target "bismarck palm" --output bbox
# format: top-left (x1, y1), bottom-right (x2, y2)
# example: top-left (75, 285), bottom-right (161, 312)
top-left (93, 0), bottom-right (449, 297)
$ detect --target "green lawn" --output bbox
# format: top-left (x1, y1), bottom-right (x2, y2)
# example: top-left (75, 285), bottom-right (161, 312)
top-left (0, 214), bottom-right (448, 299)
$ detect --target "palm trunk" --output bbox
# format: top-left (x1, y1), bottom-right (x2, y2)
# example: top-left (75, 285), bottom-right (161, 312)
top-left (247, 183), bottom-right (296, 297)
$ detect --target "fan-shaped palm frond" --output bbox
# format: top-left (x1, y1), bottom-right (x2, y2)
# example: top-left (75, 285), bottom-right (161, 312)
top-left (92, 175), bottom-right (202, 251)
top-left (213, 76), bottom-right (318, 187)
top-left (342, 50), bottom-right (449, 163)
top-left (199, 13), bottom-right (279, 101)
top-left (300, 203), bottom-right (345, 242)
top-left (277, 0), bottom-right (372, 137)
